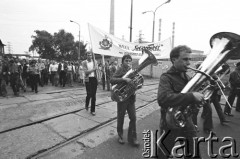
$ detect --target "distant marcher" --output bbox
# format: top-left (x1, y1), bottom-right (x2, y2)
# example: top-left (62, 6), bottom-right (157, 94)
top-left (1, 58), bottom-right (8, 96)
top-left (67, 62), bottom-right (75, 87)
top-left (224, 62), bottom-right (240, 116)
top-left (28, 60), bottom-right (40, 93)
top-left (42, 60), bottom-right (49, 85)
top-left (9, 58), bottom-right (20, 96)
top-left (58, 60), bottom-right (67, 87)
top-left (0, 59), bottom-right (4, 96)
top-left (99, 63), bottom-right (106, 90)
top-left (22, 59), bottom-right (29, 90)
top-left (78, 61), bottom-right (85, 84)
top-left (37, 59), bottom-right (45, 87)
top-left (49, 61), bottom-right (58, 86)
top-left (105, 61), bottom-right (110, 91)
top-left (17, 59), bottom-right (26, 92)
top-left (110, 61), bottom-right (118, 79)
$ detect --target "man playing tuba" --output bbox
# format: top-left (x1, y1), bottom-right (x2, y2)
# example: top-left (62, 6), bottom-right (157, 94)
top-left (110, 54), bottom-right (140, 147)
top-left (157, 45), bottom-right (203, 158)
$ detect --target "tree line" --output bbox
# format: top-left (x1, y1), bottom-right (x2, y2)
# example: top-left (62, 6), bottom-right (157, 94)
top-left (29, 29), bottom-right (87, 61)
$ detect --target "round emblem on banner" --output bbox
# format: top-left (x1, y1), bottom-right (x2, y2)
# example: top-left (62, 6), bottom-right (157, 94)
top-left (99, 35), bottom-right (113, 50)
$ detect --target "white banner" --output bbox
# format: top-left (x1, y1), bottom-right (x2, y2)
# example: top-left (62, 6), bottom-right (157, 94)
top-left (88, 23), bottom-right (172, 59)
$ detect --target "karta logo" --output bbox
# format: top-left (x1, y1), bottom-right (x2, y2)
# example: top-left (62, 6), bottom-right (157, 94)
top-left (142, 130), bottom-right (239, 158)
top-left (99, 35), bottom-right (112, 50)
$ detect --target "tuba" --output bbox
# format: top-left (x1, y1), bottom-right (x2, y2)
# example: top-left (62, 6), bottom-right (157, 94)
top-left (166, 32), bottom-right (240, 129)
top-left (188, 63), bottom-right (230, 101)
top-left (111, 49), bottom-right (157, 102)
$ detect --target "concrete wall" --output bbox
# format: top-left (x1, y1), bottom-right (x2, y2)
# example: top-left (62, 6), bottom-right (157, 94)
top-left (140, 61), bottom-right (171, 78)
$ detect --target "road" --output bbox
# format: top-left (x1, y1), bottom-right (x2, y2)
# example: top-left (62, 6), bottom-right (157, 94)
top-left (0, 78), bottom-right (240, 159)
top-left (68, 104), bottom-right (240, 159)
top-left (0, 79), bottom-right (159, 159)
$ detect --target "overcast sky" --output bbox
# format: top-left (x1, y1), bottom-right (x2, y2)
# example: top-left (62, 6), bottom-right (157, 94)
top-left (0, 0), bottom-right (239, 55)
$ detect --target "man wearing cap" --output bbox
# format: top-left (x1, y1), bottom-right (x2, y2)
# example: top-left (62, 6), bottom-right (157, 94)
top-left (224, 62), bottom-right (240, 116)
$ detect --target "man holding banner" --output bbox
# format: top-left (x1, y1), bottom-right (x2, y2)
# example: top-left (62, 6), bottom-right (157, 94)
top-left (82, 51), bottom-right (98, 116)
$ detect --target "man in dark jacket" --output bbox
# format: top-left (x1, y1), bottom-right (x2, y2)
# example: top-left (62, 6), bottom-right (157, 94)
top-left (157, 45), bottom-right (203, 159)
top-left (58, 60), bottom-right (67, 87)
top-left (9, 58), bottom-right (20, 96)
top-left (224, 62), bottom-right (240, 116)
top-left (110, 54), bottom-right (140, 147)
top-left (105, 61), bottom-right (111, 91)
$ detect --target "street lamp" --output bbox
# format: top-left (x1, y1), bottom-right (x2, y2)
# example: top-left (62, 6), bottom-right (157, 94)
top-left (70, 20), bottom-right (81, 60)
top-left (129, 0), bottom-right (133, 42)
top-left (142, 0), bottom-right (171, 42)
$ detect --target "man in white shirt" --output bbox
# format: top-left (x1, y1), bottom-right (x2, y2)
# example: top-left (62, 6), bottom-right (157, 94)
top-left (49, 61), bottom-right (58, 86)
top-left (82, 52), bottom-right (98, 115)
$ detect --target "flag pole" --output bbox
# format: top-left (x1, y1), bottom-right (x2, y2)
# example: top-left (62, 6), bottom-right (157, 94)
top-left (88, 23), bottom-right (98, 79)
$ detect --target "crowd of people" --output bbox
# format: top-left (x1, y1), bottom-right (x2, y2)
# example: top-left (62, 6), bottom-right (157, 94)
top-left (0, 55), bottom-right (118, 97)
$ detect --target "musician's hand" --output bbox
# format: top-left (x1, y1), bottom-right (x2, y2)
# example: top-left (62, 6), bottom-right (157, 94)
top-left (192, 92), bottom-right (204, 103)
top-left (123, 78), bottom-right (131, 83)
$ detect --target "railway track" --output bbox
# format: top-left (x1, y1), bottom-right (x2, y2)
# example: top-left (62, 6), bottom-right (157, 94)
top-left (26, 98), bottom-right (158, 159)
top-left (0, 82), bottom-right (159, 135)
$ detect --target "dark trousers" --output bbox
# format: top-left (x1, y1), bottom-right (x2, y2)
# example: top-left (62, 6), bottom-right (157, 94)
top-left (85, 77), bottom-right (98, 113)
top-left (29, 74), bottom-right (39, 92)
top-left (211, 91), bottom-right (226, 122)
top-left (38, 71), bottom-right (43, 86)
top-left (102, 73), bottom-right (105, 90)
top-left (51, 72), bottom-right (57, 86)
top-left (192, 107), bottom-right (199, 126)
top-left (117, 95), bottom-right (137, 142)
top-left (42, 71), bottom-right (49, 85)
top-left (158, 110), bottom-right (201, 159)
top-left (106, 77), bottom-right (110, 91)
top-left (59, 71), bottom-right (67, 87)
top-left (224, 88), bottom-right (240, 113)
top-left (0, 78), bottom-right (7, 96)
top-left (10, 73), bottom-right (20, 94)
top-left (202, 101), bottom-right (213, 130)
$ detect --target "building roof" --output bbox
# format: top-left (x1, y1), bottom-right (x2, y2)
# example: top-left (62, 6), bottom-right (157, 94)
top-left (0, 39), bottom-right (6, 46)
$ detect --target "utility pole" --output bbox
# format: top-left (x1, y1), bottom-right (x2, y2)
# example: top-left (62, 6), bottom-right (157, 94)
top-left (70, 20), bottom-right (81, 60)
top-left (172, 22), bottom-right (175, 48)
top-left (7, 42), bottom-right (12, 54)
top-left (110, 0), bottom-right (115, 35)
top-left (129, 0), bottom-right (133, 42)
top-left (158, 19), bottom-right (162, 42)
top-left (137, 30), bottom-right (144, 43)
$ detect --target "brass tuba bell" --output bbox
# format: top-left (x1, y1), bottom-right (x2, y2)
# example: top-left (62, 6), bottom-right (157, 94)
top-left (111, 49), bottom-right (157, 102)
